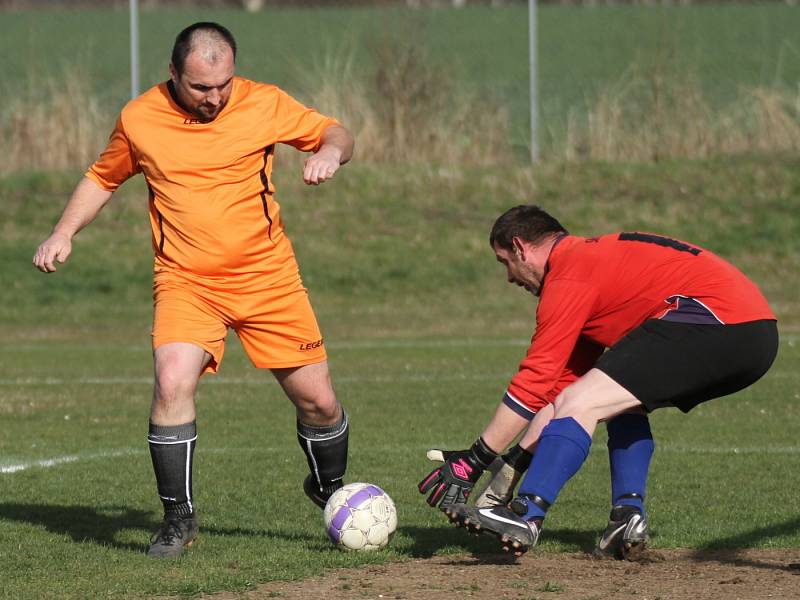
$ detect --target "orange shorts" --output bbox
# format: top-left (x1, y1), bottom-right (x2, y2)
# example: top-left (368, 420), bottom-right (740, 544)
top-left (152, 269), bottom-right (327, 374)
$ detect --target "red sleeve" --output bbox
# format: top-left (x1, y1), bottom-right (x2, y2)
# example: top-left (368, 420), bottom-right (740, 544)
top-left (85, 116), bottom-right (140, 191)
top-left (273, 89), bottom-right (339, 152)
top-left (507, 279), bottom-right (600, 410)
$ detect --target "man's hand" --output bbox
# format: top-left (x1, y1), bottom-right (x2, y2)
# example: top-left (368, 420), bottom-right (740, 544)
top-left (303, 147), bottom-right (342, 185)
top-left (33, 232), bottom-right (72, 273)
top-left (303, 124), bottom-right (353, 185)
top-left (418, 438), bottom-right (498, 508)
top-left (31, 177), bottom-right (113, 273)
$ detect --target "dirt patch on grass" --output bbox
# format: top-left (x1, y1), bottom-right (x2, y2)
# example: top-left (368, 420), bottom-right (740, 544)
top-left (207, 549), bottom-right (800, 600)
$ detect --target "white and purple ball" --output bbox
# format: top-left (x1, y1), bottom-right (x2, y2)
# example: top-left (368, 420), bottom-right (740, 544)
top-left (323, 482), bottom-right (397, 551)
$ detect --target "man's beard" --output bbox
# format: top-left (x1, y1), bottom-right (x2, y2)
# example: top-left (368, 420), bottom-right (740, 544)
top-left (193, 101), bottom-right (226, 122)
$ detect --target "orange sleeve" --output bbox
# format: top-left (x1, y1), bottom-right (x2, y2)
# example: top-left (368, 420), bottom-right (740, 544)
top-left (272, 88), bottom-right (339, 152)
top-left (85, 116), bottom-right (141, 191)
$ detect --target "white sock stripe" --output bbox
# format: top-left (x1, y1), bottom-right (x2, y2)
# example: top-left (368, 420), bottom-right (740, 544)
top-left (305, 439), bottom-right (321, 484)
top-left (185, 439), bottom-right (193, 513)
top-left (147, 435), bottom-right (198, 445)
top-left (297, 411), bottom-right (348, 442)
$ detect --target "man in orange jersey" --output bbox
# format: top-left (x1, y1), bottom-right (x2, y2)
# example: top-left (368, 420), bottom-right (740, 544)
top-left (33, 22), bottom-right (355, 558)
top-left (419, 205), bottom-right (778, 558)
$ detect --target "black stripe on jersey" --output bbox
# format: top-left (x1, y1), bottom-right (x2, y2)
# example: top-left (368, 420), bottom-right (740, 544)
top-left (258, 145), bottom-right (275, 241)
top-left (147, 183), bottom-right (166, 253)
top-left (618, 232), bottom-right (701, 256)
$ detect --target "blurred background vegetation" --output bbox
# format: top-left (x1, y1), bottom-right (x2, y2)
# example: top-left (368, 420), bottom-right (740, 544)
top-left (1, 1), bottom-right (798, 170)
top-left (1, 5), bottom-right (798, 598)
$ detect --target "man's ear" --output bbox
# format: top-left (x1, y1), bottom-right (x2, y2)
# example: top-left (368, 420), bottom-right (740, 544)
top-left (511, 236), bottom-right (526, 260)
top-left (168, 63), bottom-right (178, 84)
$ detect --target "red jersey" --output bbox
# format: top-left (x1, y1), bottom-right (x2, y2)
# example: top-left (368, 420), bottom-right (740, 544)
top-left (506, 233), bottom-right (776, 411)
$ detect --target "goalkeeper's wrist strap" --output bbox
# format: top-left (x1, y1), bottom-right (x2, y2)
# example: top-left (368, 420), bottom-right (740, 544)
top-left (502, 444), bottom-right (533, 471)
top-left (470, 437), bottom-right (500, 469)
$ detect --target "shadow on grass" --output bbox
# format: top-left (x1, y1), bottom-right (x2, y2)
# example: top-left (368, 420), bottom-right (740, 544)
top-left (0, 503), bottom-right (157, 552)
top-left (0, 503), bottom-right (326, 553)
top-left (398, 525), bottom-right (598, 559)
top-left (689, 516), bottom-right (800, 573)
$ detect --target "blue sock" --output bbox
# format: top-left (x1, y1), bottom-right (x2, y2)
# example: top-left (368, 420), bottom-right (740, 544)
top-left (607, 413), bottom-right (654, 515)
top-left (517, 417), bottom-right (592, 521)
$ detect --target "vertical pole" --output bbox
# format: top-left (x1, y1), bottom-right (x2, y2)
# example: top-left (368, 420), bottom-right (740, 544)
top-left (529, 0), bottom-right (539, 163)
top-left (130, 0), bottom-right (140, 99)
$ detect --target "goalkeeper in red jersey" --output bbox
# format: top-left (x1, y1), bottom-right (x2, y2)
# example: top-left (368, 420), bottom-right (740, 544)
top-left (419, 205), bottom-right (777, 558)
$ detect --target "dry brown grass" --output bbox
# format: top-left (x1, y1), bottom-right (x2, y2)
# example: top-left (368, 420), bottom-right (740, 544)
top-left (0, 69), bottom-right (112, 173)
top-left (2, 54), bottom-right (798, 173)
top-left (560, 65), bottom-right (800, 162)
top-left (293, 37), bottom-right (515, 166)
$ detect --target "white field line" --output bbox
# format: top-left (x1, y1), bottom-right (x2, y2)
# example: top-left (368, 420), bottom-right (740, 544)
top-left (0, 339), bottom-right (532, 353)
top-left (1, 369), bottom-right (795, 387)
top-left (1, 334), bottom-right (797, 354)
top-left (0, 373), bottom-right (516, 386)
top-left (3, 444), bottom-right (800, 475)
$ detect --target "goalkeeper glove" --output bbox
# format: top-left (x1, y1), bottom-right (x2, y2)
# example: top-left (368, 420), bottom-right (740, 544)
top-left (418, 437), bottom-right (498, 508)
top-left (473, 444), bottom-right (533, 508)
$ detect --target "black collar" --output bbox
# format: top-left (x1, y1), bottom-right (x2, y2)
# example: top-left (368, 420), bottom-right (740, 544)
top-left (541, 233), bottom-right (569, 289)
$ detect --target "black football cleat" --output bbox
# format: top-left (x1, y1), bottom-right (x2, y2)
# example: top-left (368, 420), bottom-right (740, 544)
top-left (147, 513), bottom-right (198, 558)
top-left (594, 505), bottom-right (649, 561)
top-left (444, 503), bottom-right (540, 556)
top-left (303, 474), bottom-right (343, 509)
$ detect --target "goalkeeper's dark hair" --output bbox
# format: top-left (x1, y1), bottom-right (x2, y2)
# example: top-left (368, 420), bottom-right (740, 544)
top-left (489, 205), bottom-right (568, 250)
top-left (172, 22), bottom-right (237, 76)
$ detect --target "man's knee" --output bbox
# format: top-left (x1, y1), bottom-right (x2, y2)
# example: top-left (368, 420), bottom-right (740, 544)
top-left (553, 388), bottom-right (587, 419)
top-left (296, 393), bottom-right (340, 425)
top-left (153, 343), bottom-right (209, 403)
top-left (275, 362), bottom-right (340, 423)
top-left (153, 369), bottom-right (198, 404)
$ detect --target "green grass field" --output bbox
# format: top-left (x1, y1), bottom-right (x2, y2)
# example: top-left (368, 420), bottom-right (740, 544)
top-left (2, 4), bottom-right (799, 153)
top-left (1, 157), bottom-right (799, 598)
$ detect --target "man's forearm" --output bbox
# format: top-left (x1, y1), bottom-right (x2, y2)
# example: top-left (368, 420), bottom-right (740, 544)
top-left (52, 177), bottom-right (114, 239)
top-left (480, 402), bottom-right (531, 453)
top-left (319, 124), bottom-right (354, 165)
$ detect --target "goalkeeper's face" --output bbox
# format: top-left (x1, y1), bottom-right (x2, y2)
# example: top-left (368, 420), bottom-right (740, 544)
top-left (169, 47), bottom-right (235, 123)
top-left (493, 241), bottom-right (545, 297)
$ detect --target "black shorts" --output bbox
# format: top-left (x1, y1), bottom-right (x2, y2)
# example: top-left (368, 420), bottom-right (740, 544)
top-left (595, 319), bottom-right (778, 413)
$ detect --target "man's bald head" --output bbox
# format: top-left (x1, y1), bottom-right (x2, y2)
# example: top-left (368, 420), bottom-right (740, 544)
top-left (171, 22), bottom-right (237, 76)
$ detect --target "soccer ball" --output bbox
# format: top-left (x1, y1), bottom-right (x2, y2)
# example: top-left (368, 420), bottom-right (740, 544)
top-left (323, 482), bottom-right (397, 551)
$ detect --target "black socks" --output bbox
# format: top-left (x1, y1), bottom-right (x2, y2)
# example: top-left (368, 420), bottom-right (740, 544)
top-left (148, 421), bottom-right (197, 518)
top-left (297, 410), bottom-right (348, 496)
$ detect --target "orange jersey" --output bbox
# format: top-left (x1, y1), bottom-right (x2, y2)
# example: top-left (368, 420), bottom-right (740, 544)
top-left (508, 233), bottom-right (776, 411)
top-left (86, 77), bottom-right (338, 279)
